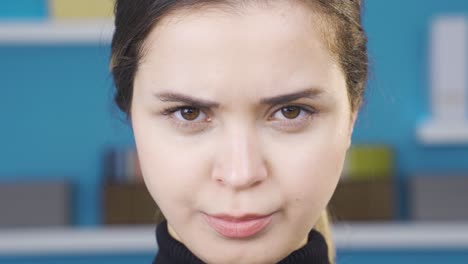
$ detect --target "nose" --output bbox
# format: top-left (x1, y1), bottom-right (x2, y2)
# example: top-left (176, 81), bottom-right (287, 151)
top-left (211, 124), bottom-right (268, 190)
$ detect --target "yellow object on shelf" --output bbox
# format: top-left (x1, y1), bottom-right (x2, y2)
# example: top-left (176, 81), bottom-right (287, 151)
top-left (49, 0), bottom-right (115, 19)
top-left (344, 145), bottom-right (394, 180)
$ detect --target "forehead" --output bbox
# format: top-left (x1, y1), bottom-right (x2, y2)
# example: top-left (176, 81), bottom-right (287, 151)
top-left (136, 1), bottom-right (344, 101)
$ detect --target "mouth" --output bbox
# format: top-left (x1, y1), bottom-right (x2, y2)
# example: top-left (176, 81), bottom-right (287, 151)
top-left (202, 212), bottom-right (273, 239)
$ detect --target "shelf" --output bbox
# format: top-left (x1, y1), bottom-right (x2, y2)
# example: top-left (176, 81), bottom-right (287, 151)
top-left (333, 222), bottom-right (468, 250)
top-left (416, 120), bottom-right (468, 144)
top-left (0, 225), bottom-right (156, 256)
top-left (0, 19), bottom-right (114, 44)
top-left (1, 222), bottom-right (468, 256)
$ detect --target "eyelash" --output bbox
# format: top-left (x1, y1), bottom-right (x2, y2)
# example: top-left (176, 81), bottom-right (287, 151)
top-left (160, 105), bottom-right (318, 131)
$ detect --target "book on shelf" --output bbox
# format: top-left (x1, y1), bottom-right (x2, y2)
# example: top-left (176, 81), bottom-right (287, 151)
top-left (103, 147), bottom-right (144, 184)
top-left (49, 0), bottom-right (115, 19)
top-left (342, 144), bottom-right (394, 181)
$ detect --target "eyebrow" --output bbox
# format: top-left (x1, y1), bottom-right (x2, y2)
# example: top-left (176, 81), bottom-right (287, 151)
top-left (154, 88), bottom-right (323, 108)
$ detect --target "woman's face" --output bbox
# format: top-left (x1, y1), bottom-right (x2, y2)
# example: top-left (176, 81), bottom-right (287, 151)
top-left (132, 2), bottom-right (356, 263)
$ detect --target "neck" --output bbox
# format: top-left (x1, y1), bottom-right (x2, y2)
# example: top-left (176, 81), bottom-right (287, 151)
top-left (154, 220), bottom-right (330, 264)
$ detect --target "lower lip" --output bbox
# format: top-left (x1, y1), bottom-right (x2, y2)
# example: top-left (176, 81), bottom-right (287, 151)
top-left (203, 214), bottom-right (272, 238)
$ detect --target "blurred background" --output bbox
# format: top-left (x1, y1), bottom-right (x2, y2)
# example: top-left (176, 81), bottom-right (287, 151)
top-left (0, 0), bottom-right (467, 263)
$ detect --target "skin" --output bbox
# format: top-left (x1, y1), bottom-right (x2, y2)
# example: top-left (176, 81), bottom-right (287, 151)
top-left (131, 2), bottom-right (357, 264)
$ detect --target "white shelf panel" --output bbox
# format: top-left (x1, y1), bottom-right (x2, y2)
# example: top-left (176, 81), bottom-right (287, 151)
top-left (417, 120), bottom-right (468, 144)
top-left (420, 16), bottom-right (468, 144)
top-left (1, 222), bottom-right (468, 256)
top-left (333, 222), bottom-right (468, 250)
top-left (0, 225), bottom-right (157, 256)
top-left (0, 19), bottom-right (114, 44)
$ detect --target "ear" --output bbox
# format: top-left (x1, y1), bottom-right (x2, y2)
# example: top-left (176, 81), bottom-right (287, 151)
top-left (347, 111), bottom-right (358, 150)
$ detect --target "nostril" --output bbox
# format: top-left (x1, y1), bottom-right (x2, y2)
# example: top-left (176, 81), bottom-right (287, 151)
top-left (251, 179), bottom-right (262, 188)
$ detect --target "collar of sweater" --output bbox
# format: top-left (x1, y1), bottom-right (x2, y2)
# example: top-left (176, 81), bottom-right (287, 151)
top-left (153, 220), bottom-right (330, 264)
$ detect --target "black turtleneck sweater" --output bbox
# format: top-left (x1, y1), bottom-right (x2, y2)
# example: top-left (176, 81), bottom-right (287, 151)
top-left (153, 220), bottom-right (330, 264)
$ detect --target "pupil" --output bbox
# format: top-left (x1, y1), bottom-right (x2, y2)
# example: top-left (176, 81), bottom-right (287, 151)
top-left (282, 106), bottom-right (300, 119)
top-left (182, 107), bottom-right (199, 120)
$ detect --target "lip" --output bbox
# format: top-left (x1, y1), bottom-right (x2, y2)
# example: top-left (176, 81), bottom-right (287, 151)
top-left (203, 213), bottom-right (273, 238)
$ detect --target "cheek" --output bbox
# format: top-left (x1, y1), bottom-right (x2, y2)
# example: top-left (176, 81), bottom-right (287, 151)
top-left (278, 142), bottom-right (345, 196)
top-left (269, 121), bottom-right (349, 211)
top-left (131, 114), bottom-right (211, 211)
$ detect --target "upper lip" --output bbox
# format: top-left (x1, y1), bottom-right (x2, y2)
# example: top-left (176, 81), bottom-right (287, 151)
top-left (207, 213), bottom-right (272, 221)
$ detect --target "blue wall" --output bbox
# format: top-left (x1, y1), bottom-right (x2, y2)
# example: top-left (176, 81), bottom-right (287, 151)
top-left (0, 0), bottom-right (47, 20)
top-left (1, 0), bottom-right (468, 226)
top-left (357, 0), bottom-right (468, 174)
top-left (1, 45), bottom-right (135, 226)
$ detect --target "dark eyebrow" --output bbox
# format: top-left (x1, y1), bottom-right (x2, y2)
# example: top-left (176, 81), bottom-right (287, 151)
top-left (259, 88), bottom-right (323, 105)
top-left (155, 92), bottom-right (221, 108)
top-left (154, 88), bottom-right (323, 108)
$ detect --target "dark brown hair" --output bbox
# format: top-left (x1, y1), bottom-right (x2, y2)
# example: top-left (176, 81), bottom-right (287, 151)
top-left (110, 0), bottom-right (368, 115)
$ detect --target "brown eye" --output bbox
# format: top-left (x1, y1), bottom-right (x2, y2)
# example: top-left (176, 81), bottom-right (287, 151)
top-left (281, 106), bottom-right (301, 119)
top-left (180, 107), bottom-right (200, 121)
